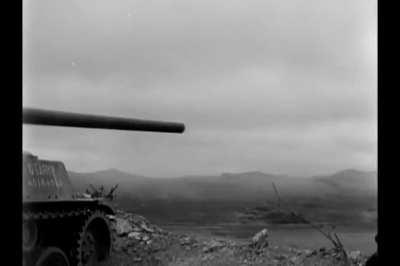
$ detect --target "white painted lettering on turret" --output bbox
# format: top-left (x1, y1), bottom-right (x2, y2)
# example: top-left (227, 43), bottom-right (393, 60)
top-left (26, 163), bottom-right (35, 175)
top-left (51, 166), bottom-right (57, 178)
top-left (25, 161), bottom-right (63, 188)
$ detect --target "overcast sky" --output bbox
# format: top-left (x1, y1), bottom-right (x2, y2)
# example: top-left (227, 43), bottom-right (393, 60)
top-left (23, 0), bottom-right (377, 177)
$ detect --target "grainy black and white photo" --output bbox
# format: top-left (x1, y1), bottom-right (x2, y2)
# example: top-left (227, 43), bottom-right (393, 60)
top-left (23, 0), bottom-right (377, 265)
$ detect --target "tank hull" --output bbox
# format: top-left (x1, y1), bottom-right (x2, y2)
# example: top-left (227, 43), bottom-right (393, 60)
top-left (23, 200), bottom-right (114, 266)
top-left (23, 153), bottom-right (115, 266)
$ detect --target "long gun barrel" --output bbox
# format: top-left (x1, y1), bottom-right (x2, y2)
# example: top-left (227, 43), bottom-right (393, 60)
top-left (23, 108), bottom-right (185, 133)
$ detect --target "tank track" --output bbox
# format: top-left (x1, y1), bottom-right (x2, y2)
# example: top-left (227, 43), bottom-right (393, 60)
top-left (23, 208), bottom-right (93, 220)
top-left (23, 207), bottom-right (114, 266)
top-left (73, 210), bottom-right (113, 266)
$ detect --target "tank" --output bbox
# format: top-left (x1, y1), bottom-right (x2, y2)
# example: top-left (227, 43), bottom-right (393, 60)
top-left (22, 107), bottom-right (185, 266)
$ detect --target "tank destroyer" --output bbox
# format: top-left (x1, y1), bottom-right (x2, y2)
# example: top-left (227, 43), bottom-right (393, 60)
top-left (22, 107), bottom-right (185, 266)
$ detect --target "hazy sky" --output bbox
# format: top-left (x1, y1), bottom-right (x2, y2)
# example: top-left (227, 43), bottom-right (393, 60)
top-left (23, 0), bottom-right (377, 177)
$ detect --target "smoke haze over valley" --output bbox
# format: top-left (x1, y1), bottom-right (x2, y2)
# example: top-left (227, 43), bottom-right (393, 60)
top-left (69, 168), bottom-right (377, 228)
top-left (69, 168), bottom-right (377, 201)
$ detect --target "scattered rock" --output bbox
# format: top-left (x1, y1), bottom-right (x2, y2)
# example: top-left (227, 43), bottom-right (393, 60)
top-left (114, 217), bottom-right (133, 236)
top-left (203, 239), bottom-right (226, 253)
top-left (274, 254), bottom-right (288, 260)
top-left (109, 209), bottom-right (173, 260)
top-left (179, 235), bottom-right (198, 250)
top-left (128, 232), bottom-right (142, 240)
top-left (289, 256), bottom-right (298, 264)
top-left (141, 223), bottom-right (154, 233)
top-left (303, 249), bottom-right (312, 256)
top-left (201, 254), bottom-right (214, 261)
top-left (349, 250), bottom-right (361, 260)
top-left (107, 209), bottom-right (369, 266)
top-left (106, 214), bottom-right (116, 221)
top-left (250, 228), bottom-right (269, 249)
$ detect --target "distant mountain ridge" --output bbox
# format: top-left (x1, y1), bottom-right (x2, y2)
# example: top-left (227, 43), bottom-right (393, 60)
top-left (68, 168), bottom-right (377, 226)
top-left (69, 168), bottom-right (377, 201)
top-left (313, 169), bottom-right (377, 192)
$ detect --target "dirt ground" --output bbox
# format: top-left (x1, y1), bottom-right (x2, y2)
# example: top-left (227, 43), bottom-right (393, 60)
top-left (103, 236), bottom-right (368, 266)
top-left (99, 210), bottom-right (370, 266)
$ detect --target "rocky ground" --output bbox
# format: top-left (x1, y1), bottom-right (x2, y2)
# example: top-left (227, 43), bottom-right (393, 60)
top-left (101, 210), bottom-right (370, 266)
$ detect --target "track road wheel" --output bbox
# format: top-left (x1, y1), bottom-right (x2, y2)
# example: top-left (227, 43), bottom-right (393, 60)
top-left (75, 211), bottom-right (112, 266)
top-left (35, 247), bottom-right (70, 266)
top-left (23, 219), bottom-right (39, 252)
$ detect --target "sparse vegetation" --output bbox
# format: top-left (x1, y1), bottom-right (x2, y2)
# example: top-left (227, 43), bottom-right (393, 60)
top-left (270, 182), bottom-right (351, 265)
top-left (85, 183), bottom-right (119, 200)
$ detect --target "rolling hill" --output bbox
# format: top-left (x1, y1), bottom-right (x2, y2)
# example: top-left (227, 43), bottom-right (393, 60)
top-left (69, 168), bottom-right (377, 201)
top-left (67, 168), bottom-right (377, 227)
